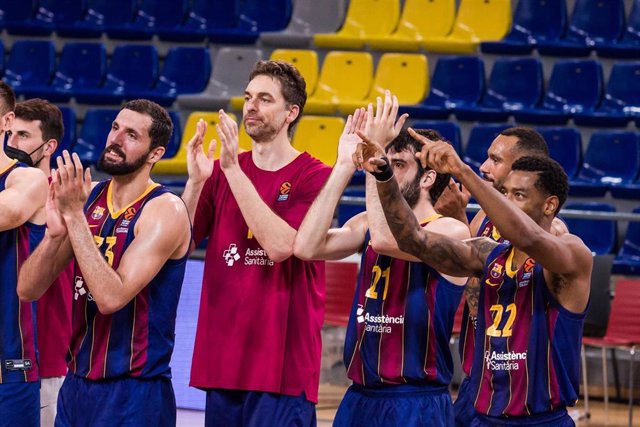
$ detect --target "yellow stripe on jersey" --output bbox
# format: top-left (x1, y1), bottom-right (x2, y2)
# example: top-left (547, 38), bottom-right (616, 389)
top-left (106, 181), bottom-right (161, 219)
top-left (0, 159), bottom-right (17, 176)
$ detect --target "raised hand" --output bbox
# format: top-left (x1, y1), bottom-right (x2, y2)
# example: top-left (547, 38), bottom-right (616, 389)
top-left (336, 107), bottom-right (366, 169)
top-left (409, 128), bottom-right (466, 176)
top-left (52, 151), bottom-right (92, 217)
top-left (186, 119), bottom-right (216, 184)
top-left (361, 90), bottom-right (408, 149)
top-left (44, 180), bottom-right (67, 239)
top-left (216, 110), bottom-right (240, 171)
top-left (434, 178), bottom-right (471, 220)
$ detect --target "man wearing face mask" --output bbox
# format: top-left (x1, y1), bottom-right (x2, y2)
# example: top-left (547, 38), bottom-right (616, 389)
top-left (7, 98), bottom-right (71, 427)
top-left (0, 86), bottom-right (49, 426)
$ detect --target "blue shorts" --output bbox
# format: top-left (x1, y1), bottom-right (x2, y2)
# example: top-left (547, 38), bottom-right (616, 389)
top-left (55, 373), bottom-right (175, 427)
top-left (454, 376), bottom-right (476, 426)
top-left (205, 389), bottom-right (316, 427)
top-left (333, 383), bottom-right (453, 427)
top-left (0, 381), bottom-right (40, 427)
top-left (471, 407), bottom-right (574, 427)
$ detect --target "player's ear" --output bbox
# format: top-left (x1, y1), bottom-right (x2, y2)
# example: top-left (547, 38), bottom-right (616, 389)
top-left (421, 169), bottom-right (436, 189)
top-left (543, 195), bottom-right (559, 217)
top-left (147, 146), bottom-right (166, 164)
top-left (2, 111), bottom-right (14, 132)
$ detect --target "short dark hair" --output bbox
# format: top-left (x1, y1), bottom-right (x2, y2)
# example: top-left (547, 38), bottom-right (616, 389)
top-left (122, 99), bottom-right (172, 150)
top-left (248, 60), bottom-right (307, 136)
top-left (385, 129), bottom-right (451, 203)
top-left (511, 155), bottom-right (568, 215)
top-left (500, 127), bottom-right (549, 157)
top-left (0, 82), bottom-right (16, 115)
top-left (15, 98), bottom-right (64, 143)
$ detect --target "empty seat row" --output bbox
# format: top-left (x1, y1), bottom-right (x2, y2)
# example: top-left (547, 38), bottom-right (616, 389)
top-left (2, 41), bottom-right (210, 106)
top-left (0, 0), bottom-right (292, 44)
top-left (484, 0), bottom-right (640, 59)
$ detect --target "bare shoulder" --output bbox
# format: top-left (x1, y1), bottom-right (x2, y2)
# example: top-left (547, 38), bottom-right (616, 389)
top-left (469, 209), bottom-right (486, 236)
top-left (6, 166), bottom-right (47, 188)
top-left (559, 232), bottom-right (593, 259)
top-left (143, 192), bottom-right (189, 221)
top-left (427, 216), bottom-right (471, 240)
top-left (551, 217), bottom-right (569, 236)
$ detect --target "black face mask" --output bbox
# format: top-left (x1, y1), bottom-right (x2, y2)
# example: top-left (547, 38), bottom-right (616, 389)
top-left (5, 142), bottom-right (48, 167)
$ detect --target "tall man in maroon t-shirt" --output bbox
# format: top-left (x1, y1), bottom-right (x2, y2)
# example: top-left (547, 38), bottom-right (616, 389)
top-left (182, 60), bottom-right (331, 426)
top-left (6, 99), bottom-right (71, 426)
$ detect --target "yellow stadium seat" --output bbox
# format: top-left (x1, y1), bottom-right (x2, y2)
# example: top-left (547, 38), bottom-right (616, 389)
top-left (313, 0), bottom-right (401, 49)
top-left (306, 51), bottom-right (374, 115)
top-left (422, 0), bottom-right (511, 54)
top-left (367, 0), bottom-right (456, 52)
top-left (229, 49), bottom-right (320, 111)
top-left (154, 111), bottom-right (238, 174)
top-left (337, 53), bottom-right (428, 115)
top-left (292, 116), bottom-right (346, 166)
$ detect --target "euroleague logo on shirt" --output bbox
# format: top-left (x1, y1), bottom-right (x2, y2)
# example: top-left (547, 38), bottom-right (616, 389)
top-left (277, 181), bottom-right (292, 202)
top-left (356, 304), bottom-right (404, 334)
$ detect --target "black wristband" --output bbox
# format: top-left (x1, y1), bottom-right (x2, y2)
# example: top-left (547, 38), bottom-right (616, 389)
top-left (371, 156), bottom-right (394, 182)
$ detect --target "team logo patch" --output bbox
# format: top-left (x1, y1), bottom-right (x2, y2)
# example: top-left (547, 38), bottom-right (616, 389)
top-left (523, 258), bottom-right (535, 273)
top-left (91, 206), bottom-right (105, 220)
top-left (223, 244), bottom-right (241, 266)
top-left (278, 181), bottom-right (291, 201)
top-left (490, 263), bottom-right (503, 279)
top-left (124, 207), bottom-right (137, 220)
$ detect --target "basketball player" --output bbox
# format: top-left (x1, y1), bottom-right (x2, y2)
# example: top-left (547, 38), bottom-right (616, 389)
top-left (294, 92), bottom-right (470, 426)
top-left (355, 131), bottom-right (592, 426)
top-left (0, 83), bottom-right (48, 426)
top-left (181, 60), bottom-right (331, 426)
top-left (7, 99), bottom-right (71, 427)
top-left (17, 100), bottom-right (191, 426)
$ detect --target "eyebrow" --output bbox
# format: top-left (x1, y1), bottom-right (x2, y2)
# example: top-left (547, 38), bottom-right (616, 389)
top-left (112, 121), bottom-right (141, 138)
top-left (244, 90), bottom-right (275, 99)
top-left (16, 130), bottom-right (30, 136)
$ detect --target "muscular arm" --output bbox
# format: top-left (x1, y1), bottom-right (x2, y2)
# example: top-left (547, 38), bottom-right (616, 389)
top-left (181, 178), bottom-right (206, 225)
top-left (0, 167), bottom-right (47, 230)
top-left (63, 195), bottom-right (191, 315)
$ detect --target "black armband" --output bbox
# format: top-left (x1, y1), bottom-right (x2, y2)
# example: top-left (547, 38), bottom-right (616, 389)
top-left (371, 156), bottom-right (394, 182)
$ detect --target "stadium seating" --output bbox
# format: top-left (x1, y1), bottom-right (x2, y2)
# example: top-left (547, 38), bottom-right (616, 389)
top-left (5, 0), bottom-right (84, 36)
top-left (462, 123), bottom-right (511, 174)
top-left (0, 41), bottom-right (5, 77)
top-left (3, 40), bottom-right (56, 96)
top-left (563, 202), bottom-right (617, 255)
top-left (2, 1), bottom-right (35, 34)
top-left (178, 47), bottom-right (261, 112)
top-left (305, 51), bottom-right (374, 115)
top-left (74, 109), bottom-right (119, 166)
top-left (481, 0), bottom-right (568, 55)
top-left (338, 53), bottom-right (428, 114)
top-left (291, 116), bottom-right (345, 166)
top-left (366, 0), bottom-right (456, 52)
top-left (514, 60), bottom-right (603, 125)
top-left (400, 56), bottom-right (483, 120)
top-left (411, 121), bottom-right (462, 153)
top-left (338, 188), bottom-right (365, 226)
top-left (595, 0), bottom-right (640, 59)
top-left (613, 208), bottom-right (640, 275)
top-left (537, 128), bottom-right (582, 179)
top-left (455, 58), bottom-right (543, 122)
top-left (165, 112), bottom-right (182, 160)
top-left (574, 62), bottom-right (640, 128)
top-left (106, 0), bottom-right (187, 40)
top-left (56, 0), bottom-right (137, 38)
top-left (57, 106), bottom-right (77, 158)
top-left (22, 42), bottom-right (107, 103)
top-left (75, 45), bottom-right (159, 105)
top-left (313, 0), bottom-right (401, 49)
top-left (570, 132), bottom-right (640, 197)
top-left (260, 0), bottom-right (348, 47)
top-left (536, 0), bottom-right (625, 57)
top-left (422, 0), bottom-right (512, 54)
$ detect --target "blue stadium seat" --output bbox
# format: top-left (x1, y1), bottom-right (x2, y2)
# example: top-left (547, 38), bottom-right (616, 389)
top-left (129, 47), bottom-right (210, 107)
top-left (399, 56), bottom-right (484, 120)
top-left (574, 62), bottom-right (640, 128)
top-left (3, 41), bottom-right (56, 96)
top-left (563, 202), bottom-right (616, 255)
top-left (338, 188), bottom-right (365, 226)
top-left (4, 0), bottom-right (84, 36)
top-left (537, 127), bottom-right (582, 179)
top-left (481, 0), bottom-right (568, 55)
top-left (514, 60), bottom-right (603, 125)
top-left (22, 42), bottom-right (107, 103)
top-left (158, 0), bottom-right (240, 42)
top-left (208, 0), bottom-right (293, 45)
top-left (462, 123), bottom-right (511, 174)
top-left (612, 207), bottom-right (640, 275)
top-left (56, 0), bottom-right (136, 38)
top-left (164, 112), bottom-right (182, 160)
top-left (411, 121), bottom-right (462, 154)
top-left (3, 0), bottom-right (39, 35)
top-left (595, 0), bottom-right (640, 59)
top-left (536, 0), bottom-right (625, 57)
top-left (0, 41), bottom-right (5, 77)
top-left (456, 58), bottom-right (543, 122)
top-left (57, 106), bottom-right (77, 158)
top-left (75, 45), bottom-right (159, 105)
top-left (106, 0), bottom-right (187, 40)
top-left (75, 109), bottom-right (118, 167)
top-left (571, 131), bottom-right (640, 197)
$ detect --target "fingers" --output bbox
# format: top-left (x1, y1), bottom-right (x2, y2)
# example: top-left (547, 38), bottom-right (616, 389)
top-left (368, 157), bottom-right (387, 173)
top-left (381, 90), bottom-right (392, 122)
top-left (407, 127), bottom-right (429, 146)
top-left (395, 113), bottom-right (409, 133)
top-left (343, 113), bottom-right (354, 135)
top-left (207, 139), bottom-right (216, 160)
top-left (375, 96), bottom-right (383, 121)
top-left (84, 167), bottom-right (92, 189)
top-left (71, 152), bottom-right (84, 180)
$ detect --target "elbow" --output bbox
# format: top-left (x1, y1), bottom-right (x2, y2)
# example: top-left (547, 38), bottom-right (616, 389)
top-left (95, 296), bottom-right (126, 316)
top-left (17, 286), bottom-right (38, 303)
top-left (370, 237), bottom-right (396, 255)
top-left (293, 238), bottom-right (315, 261)
top-left (268, 245), bottom-right (294, 263)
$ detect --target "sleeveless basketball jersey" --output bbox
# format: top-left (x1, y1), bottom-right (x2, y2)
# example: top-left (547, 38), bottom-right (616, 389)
top-left (68, 180), bottom-right (189, 380)
top-left (344, 215), bottom-right (464, 387)
top-left (470, 243), bottom-right (585, 417)
top-left (458, 216), bottom-right (508, 376)
top-left (0, 160), bottom-right (45, 383)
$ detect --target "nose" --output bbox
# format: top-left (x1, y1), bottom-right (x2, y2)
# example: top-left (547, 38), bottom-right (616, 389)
top-left (244, 97), bottom-right (257, 113)
top-left (108, 128), bottom-right (124, 146)
top-left (479, 158), bottom-right (491, 176)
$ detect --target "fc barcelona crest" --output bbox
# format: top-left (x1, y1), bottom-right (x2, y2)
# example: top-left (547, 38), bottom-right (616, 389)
top-left (91, 206), bottom-right (105, 220)
top-left (490, 263), bottom-right (503, 279)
